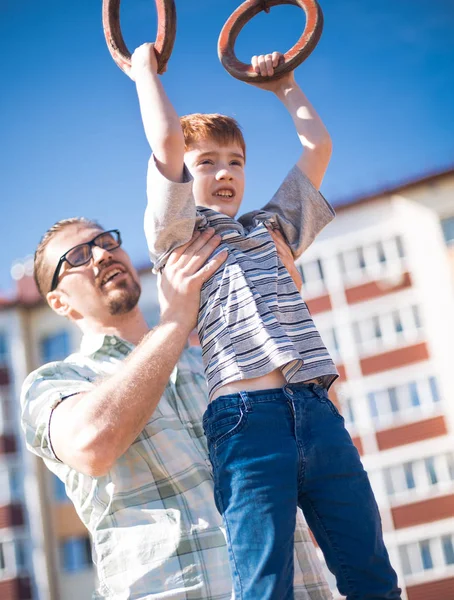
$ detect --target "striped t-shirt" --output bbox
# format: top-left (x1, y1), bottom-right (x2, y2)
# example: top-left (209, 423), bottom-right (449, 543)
top-left (145, 158), bottom-right (338, 399)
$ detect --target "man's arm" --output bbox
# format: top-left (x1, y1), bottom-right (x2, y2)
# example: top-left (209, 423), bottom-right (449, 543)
top-left (130, 43), bottom-right (185, 183)
top-left (251, 53), bottom-right (332, 189)
top-left (49, 230), bottom-right (226, 477)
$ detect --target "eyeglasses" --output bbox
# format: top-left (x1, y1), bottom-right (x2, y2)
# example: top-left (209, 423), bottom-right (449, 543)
top-left (49, 229), bottom-right (122, 293)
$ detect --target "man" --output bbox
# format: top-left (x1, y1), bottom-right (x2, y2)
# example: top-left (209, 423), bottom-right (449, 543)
top-left (21, 217), bottom-right (332, 599)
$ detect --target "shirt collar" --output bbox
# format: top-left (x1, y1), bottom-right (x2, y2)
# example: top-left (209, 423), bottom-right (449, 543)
top-left (79, 331), bottom-right (133, 356)
top-left (79, 331), bottom-right (179, 383)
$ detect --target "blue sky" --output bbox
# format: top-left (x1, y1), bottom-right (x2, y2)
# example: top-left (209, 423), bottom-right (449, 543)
top-left (1, 0), bottom-right (453, 294)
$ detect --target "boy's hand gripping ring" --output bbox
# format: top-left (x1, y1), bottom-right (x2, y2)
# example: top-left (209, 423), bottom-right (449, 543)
top-left (102, 0), bottom-right (177, 75)
top-left (218, 0), bottom-right (323, 83)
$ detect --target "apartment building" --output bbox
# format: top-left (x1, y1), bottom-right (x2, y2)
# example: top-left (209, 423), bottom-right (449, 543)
top-left (0, 166), bottom-right (453, 598)
top-left (299, 167), bottom-right (454, 599)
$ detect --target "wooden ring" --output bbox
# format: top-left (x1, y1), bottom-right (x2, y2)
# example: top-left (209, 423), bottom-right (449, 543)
top-left (102, 0), bottom-right (177, 75)
top-left (218, 0), bottom-right (323, 83)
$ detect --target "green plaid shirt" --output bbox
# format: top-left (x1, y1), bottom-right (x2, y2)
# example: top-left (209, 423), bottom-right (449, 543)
top-left (21, 332), bottom-right (332, 599)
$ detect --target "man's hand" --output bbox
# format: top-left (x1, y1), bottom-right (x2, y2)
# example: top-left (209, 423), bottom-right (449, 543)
top-left (267, 225), bottom-right (303, 291)
top-left (129, 42), bottom-right (159, 81)
top-left (158, 229), bottom-right (228, 330)
top-left (49, 229), bottom-right (227, 477)
top-left (249, 52), bottom-right (296, 94)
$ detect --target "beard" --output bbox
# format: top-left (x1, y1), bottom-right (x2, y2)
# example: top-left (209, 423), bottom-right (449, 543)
top-left (106, 279), bottom-right (141, 315)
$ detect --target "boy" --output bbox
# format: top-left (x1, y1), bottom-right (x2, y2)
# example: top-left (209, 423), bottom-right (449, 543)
top-left (130, 44), bottom-right (401, 600)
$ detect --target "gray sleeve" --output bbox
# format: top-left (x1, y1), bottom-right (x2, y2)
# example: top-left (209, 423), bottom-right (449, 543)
top-left (238, 165), bottom-right (335, 259)
top-left (20, 362), bottom-right (94, 464)
top-left (144, 156), bottom-right (198, 271)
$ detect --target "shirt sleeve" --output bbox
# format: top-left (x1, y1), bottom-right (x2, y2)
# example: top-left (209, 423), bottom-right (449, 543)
top-left (20, 361), bottom-right (95, 464)
top-left (238, 165), bottom-right (335, 260)
top-left (144, 155), bottom-right (198, 271)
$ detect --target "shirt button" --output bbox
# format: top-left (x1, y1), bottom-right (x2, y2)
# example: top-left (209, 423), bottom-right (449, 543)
top-left (110, 337), bottom-right (117, 345)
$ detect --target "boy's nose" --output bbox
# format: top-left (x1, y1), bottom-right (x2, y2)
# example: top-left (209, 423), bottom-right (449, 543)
top-left (216, 168), bottom-right (233, 181)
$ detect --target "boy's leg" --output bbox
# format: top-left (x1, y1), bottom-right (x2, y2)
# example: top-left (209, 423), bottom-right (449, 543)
top-left (285, 384), bottom-right (401, 600)
top-left (203, 391), bottom-right (299, 600)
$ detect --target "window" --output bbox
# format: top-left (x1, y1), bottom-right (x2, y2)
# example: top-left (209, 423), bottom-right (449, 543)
top-left (338, 247), bottom-right (367, 275)
top-left (368, 392), bottom-right (379, 419)
top-left (338, 252), bottom-right (346, 274)
top-left (420, 540), bottom-right (433, 570)
top-left (409, 382), bottom-right (420, 407)
top-left (388, 387), bottom-right (399, 413)
top-left (425, 457), bottom-right (438, 485)
top-left (321, 328), bottom-right (340, 356)
top-left (353, 322), bottom-right (362, 345)
top-left (373, 316), bottom-right (382, 339)
top-left (9, 469), bottom-right (21, 499)
top-left (357, 247), bottom-right (366, 269)
top-left (441, 217), bottom-right (454, 245)
top-left (412, 305), bottom-right (422, 329)
top-left (0, 539), bottom-right (25, 576)
top-left (383, 452), bottom-right (454, 498)
top-left (392, 311), bottom-right (403, 333)
top-left (448, 454), bottom-right (454, 481)
top-left (442, 535), bottom-right (454, 565)
top-left (352, 305), bottom-right (423, 356)
top-left (338, 236), bottom-right (406, 283)
top-left (398, 535), bottom-right (454, 576)
top-left (367, 376), bottom-right (440, 426)
top-left (377, 241), bottom-right (386, 264)
top-left (395, 236), bottom-right (405, 258)
top-left (61, 537), bottom-right (92, 572)
top-left (0, 466), bottom-right (22, 503)
top-left (40, 331), bottom-right (71, 363)
top-left (342, 397), bottom-right (355, 427)
top-left (384, 469), bottom-right (395, 496)
top-left (403, 463), bottom-right (416, 489)
top-left (429, 376), bottom-right (440, 402)
top-left (298, 258), bottom-right (325, 292)
top-left (399, 545), bottom-right (412, 576)
top-left (15, 540), bottom-right (26, 570)
top-left (0, 333), bottom-right (7, 364)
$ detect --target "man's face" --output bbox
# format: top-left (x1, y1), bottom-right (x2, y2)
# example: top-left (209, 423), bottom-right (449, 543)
top-left (45, 225), bottom-right (141, 320)
top-left (184, 139), bottom-right (245, 218)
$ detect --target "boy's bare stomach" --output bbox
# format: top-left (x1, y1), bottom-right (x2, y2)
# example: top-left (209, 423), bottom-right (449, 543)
top-left (212, 369), bottom-right (320, 401)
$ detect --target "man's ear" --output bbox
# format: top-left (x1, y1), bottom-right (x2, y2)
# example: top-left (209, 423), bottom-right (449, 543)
top-left (46, 290), bottom-right (73, 318)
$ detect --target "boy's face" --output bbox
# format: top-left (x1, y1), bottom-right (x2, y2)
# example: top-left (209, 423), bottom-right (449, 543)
top-left (184, 139), bottom-right (245, 218)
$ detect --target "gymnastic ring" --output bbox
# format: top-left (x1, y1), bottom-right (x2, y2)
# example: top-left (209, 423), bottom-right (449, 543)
top-left (218, 0), bottom-right (323, 83)
top-left (102, 0), bottom-right (176, 75)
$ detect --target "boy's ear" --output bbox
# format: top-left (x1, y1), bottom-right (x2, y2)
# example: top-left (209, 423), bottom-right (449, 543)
top-left (46, 290), bottom-right (72, 318)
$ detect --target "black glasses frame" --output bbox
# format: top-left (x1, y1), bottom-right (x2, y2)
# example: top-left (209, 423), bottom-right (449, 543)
top-left (49, 229), bottom-right (122, 293)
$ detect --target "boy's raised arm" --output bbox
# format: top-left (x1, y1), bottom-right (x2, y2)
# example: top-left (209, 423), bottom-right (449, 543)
top-left (250, 53), bottom-right (332, 190)
top-left (130, 43), bottom-right (185, 183)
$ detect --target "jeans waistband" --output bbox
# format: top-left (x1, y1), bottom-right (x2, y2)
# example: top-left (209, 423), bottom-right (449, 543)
top-left (205, 381), bottom-right (327, 417)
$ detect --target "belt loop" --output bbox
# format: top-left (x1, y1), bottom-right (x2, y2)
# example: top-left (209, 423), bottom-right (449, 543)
top-left (312, 383), bottom-right (326, 399)
top-left (239, 390), bottom-right (252, 413)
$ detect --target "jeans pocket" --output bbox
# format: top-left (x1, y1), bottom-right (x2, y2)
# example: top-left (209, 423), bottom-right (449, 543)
top-left (313, 390), bottom-right (344, 420)
top-left (204, 405), bottom-right (247, 449)
top-left (325, 398), bottom-right (344, 420)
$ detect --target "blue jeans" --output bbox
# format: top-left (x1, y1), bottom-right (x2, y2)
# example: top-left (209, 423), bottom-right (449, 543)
top-left (203, 384), bottom-right (401, 600)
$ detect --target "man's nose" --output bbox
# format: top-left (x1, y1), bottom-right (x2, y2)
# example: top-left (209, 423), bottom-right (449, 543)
top-left (92, 245), bottom-right (113, 265)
